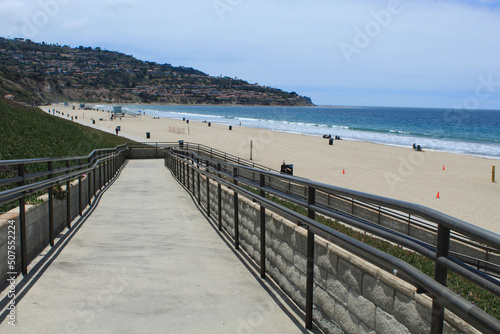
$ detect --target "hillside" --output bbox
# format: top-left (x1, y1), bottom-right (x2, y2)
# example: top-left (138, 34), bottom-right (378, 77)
top-left (0, 96), bottom-right (129, 214)
top-left (0, 97), bottom-right (128, 161)
top-left (0, 37), bottom-right (313, 106)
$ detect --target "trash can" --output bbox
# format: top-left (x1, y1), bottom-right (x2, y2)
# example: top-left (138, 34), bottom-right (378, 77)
top-left (208, 122), bottom-right (211, 127)
top-left (229, 125), bottom-right (233, 130)
top-left (92, 120), bottom-right (95, 124)
top-left (183, 118), bottom-right (186, 121)
top-left (146, 132), bottom-right (150, 139)
top-left (329, 138), bottom-right (334, 145)
top-left (178, 140), bottom-right (184, 148)
top-left (186, 120), bottom-right (189, 124)
top-left (75, 116), bottom-right (77, 119)
top-left (117, 126), bottom-right (121, 131)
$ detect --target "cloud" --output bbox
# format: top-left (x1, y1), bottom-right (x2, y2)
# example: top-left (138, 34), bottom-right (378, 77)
top-left (61, 17), bottom-right (89, 31)
top-left (1, 0), bottom-right (499, 107)
top-left (0, 1), bottom-right (31, 35)
top-left (102, 0), bottom-right (137, 11)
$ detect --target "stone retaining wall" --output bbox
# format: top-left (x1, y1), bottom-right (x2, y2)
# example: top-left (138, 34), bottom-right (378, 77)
top-left (195, 173), bottom-right (478, 334)
top-left (0, 177), bottom-right (90, 285)
top-left (128, 147), bottom-right (167, 159)
top-left (233, 170), bottom-right (499, 274)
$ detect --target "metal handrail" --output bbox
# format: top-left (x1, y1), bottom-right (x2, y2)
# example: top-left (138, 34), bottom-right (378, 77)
top-left (0, 144), bottom-right (129, 276)
top-left (197, 154), bottom-right (500, 292)
top-left (180, 146), bottom-right (500, 249)
top-left (0, 148), bottom-right (127, 207)
top-left (166, 147), bottom-right (500, 334)
top-left (177, 144), bottom-right (500, 274)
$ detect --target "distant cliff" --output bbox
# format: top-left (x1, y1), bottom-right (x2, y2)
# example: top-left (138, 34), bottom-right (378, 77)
top-left (0, 37), bottom-right (313, 106)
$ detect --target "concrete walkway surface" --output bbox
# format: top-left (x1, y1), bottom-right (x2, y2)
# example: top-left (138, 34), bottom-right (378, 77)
top-left (0, 160), bottom-right (315, 334)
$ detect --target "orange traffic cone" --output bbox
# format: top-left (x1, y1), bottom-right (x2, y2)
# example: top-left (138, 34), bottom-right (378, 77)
top-left (342, 169), bottom-right (345, 174)
top-left (436, 191), bottom-right (440, 199)
top-left (443, 165), bottom-right (445, 171)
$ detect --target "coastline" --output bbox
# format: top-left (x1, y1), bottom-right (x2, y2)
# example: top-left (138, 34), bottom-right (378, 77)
top-left (41, 103), bottom-right (500, 234)
top-left (110, 103), bottom-right (500, 161)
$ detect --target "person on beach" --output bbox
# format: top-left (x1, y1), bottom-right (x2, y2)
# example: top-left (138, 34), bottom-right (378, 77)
top-left (413, 143), bottom-right (423, 151)
top-left (115, 127), bottom-right (119, 135)
top-left (281, 161), bottom-right (293, 174)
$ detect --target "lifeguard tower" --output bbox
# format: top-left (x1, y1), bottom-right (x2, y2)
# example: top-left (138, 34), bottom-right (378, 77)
top-left (113, 106), bottom-right (124, 117)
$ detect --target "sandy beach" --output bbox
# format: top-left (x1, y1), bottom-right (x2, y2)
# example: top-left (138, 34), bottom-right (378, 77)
top-left (42, 104), bottom-right (500, 234)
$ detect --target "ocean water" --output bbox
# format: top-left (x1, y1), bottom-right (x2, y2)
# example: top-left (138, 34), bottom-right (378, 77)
top-left (112, 105), bottom-right (500, 159)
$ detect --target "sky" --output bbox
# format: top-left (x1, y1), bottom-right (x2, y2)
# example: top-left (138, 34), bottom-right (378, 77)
top-left (1, 0), bottom-right (500, 108)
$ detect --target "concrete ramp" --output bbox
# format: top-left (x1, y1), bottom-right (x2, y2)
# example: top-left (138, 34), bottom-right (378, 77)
top-left (0, 160), bottom-right (313, 333)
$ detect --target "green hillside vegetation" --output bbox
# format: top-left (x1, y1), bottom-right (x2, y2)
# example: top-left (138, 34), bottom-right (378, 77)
top-left (0, 37), bottom-right (313, 106)
top-left (0, 97), bottom-right (128, 213)
top-left (0, 98), bottom-right (127, 160)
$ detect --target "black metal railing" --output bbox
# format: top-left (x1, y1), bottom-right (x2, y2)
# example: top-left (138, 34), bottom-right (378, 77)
top-left (0, 144), bottom-right (129, 275)
top-left (127, 141), bottom-right (279, 172)
top-left (165, 146), bottom-right (500, 334)
top-left (151, 141), bottom-right (499, 278)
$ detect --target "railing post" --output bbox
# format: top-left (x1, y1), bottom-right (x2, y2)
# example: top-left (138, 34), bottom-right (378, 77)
top-left (218, 163), bottom-right (222, 231)
top-left (66, 160), bottom-right (71, 229)
top-left (260, 173), bottom-right (266, 279)
top-left (106, 159), bottom-right (109, 184)
top-left (206, 172), bottom-right (210, 217)
top-left (306, 186), bottom-right (316, 330)
top-left (178, 159), bottom-right (181, 181)
top-left (99, 162), bottom-right (103, 190)
top-left (104, 154), bottom-right (107, 181)
top-left (233, 167), bottom-right (239, 250)
top-left (186, 160), bottom-right (190, 191)
top-left (191, 165), bottom-right (195, 195)
top-left (79, 174), bottom-right (83, 216)
top-left (431, 224), bottom-right (450, 334)
top-left (107, 158), bottom-right (111, 183)
top-left (183, 161), bottom-right (186, 186)
top-left (88, 158), bottom-right (92, 205)
top-left (18, 164), bottom-right (28, 275)
top-left (197, 170), bottom-right (201, 205)
top-left (48, 161), bottom-right (55, 247)
top-left (93, 161), bottom-right (98, 198)
top-left (103, 159), bottom-right (107, 186)
top-left (174, 157), bottom-right (177, 177)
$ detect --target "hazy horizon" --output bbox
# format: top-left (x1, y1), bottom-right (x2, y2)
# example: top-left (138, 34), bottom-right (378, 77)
top-left (1, 0), bottom-right (499, 109)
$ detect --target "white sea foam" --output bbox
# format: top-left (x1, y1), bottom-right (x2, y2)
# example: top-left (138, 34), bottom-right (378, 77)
top-left (118, 105), bottom-right (500, 159)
